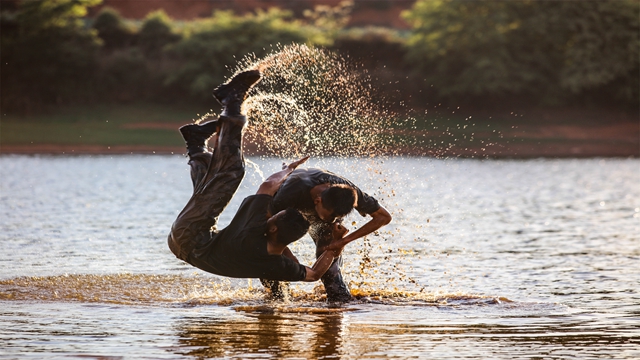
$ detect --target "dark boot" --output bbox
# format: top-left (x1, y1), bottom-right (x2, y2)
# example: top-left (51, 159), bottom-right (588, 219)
top-left (179, 120), bottom-right (219, 156)
top-left (212, 70), bottom-right (262, 116)
top-left (321, 258), bottom-right (353, 303)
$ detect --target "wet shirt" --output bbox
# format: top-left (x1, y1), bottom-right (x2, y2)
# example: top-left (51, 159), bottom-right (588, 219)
top-left (270, 168), bottom-right (380, 217)
top-left (188, 194), bottom-right (307, 281)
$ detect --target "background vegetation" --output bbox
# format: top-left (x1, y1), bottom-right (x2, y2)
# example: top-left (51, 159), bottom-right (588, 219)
top-left (0, 0), bottom-right (637, 157)
top-left (2, 0), bottom-right (637, 114)
top-left (403, 0), bottom-right (639, 109)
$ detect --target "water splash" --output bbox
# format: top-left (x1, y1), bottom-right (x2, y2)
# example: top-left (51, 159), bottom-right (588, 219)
top-left (188, 44), bottom-right (502, 296)
top-left (235, 44), bottom-right (400, 158)
top-left (0, 274), bottom-right (508, 308)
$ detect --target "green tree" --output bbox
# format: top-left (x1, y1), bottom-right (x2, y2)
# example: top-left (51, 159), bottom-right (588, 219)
top-left (137, 10), bottom-right (181, 57)
top-left (92, 6), bottom-right (135, 50)
top-left (403, 0), bottom-right (639, 107)
top-left (1, 0), bottom-right (101, 113)
top-left (559, 1), bottom-right (639, 103)
top-left (165, 9), bottom-right (324, 102)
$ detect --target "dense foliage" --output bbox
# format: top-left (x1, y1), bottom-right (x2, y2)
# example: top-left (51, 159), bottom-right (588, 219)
top-left (165, 9), bottom-right (324, 101)
top-left (402, 0), bottom-right (639, 108)
top-left (1, 0), bottom-right (102, 112)
top-left (1, 0), bottom-right (637, 114)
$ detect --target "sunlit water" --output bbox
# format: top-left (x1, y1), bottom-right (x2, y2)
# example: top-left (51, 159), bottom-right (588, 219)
top-left (0, 155), bottom-right (638, 359)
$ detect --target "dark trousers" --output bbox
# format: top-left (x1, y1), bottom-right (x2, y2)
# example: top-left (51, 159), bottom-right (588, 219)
top-left (168, 116), bottom-right (246, 263)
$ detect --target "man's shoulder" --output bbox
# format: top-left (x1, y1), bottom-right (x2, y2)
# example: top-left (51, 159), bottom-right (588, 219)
top-left (293, 168), bottom-right (347, 182)
top-left (240, 194), bottom-right (273, 208)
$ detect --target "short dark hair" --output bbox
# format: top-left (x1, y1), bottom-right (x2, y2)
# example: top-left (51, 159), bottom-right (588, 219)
top-left (321, 184), bottom-right (357, 218)
top-left (275, 208), bottom-right (310, 246)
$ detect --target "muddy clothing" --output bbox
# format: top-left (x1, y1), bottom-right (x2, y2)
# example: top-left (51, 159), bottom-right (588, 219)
top-left (267, 168), bottom-right (381, 301)
top-left (167, 117), bottom-right (306, 281)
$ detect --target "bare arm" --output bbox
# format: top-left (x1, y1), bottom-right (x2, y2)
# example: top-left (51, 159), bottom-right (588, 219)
top-left (323, 206), bottom-right (392, 252)
top-left (303, 223), bottom-right (348, 281)
top-left (256, 156), bottom-right (309, 196)
top-left (303, 249), bottom-right (337, 281)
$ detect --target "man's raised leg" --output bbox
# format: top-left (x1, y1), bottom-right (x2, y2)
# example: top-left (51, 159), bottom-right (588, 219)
top-left (168, 70), bottom-right (261, 262)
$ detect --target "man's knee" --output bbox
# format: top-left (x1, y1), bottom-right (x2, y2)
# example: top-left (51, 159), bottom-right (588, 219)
top-left (167, 232), bottom-right (189, 261)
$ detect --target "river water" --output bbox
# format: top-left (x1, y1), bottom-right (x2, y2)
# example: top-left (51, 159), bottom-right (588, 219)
top-left (0, 155), bottom-right (638, 359)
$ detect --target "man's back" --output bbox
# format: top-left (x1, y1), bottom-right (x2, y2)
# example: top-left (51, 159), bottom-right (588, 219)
top-left (271, 168), bottom-right (380, 216)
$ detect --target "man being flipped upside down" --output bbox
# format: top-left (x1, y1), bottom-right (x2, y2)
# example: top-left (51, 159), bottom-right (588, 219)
top-left (168, 70), bottom-right (349, 283)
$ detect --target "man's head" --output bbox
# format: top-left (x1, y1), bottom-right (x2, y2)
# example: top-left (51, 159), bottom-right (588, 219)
top-left (268, 208), bottom-right (310, 246)
top-left (315, 184), bottom-right (357, 222)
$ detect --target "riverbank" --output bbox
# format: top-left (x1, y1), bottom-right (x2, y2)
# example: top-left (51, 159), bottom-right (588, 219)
top-left (1, 105), bottom-right (637, 158)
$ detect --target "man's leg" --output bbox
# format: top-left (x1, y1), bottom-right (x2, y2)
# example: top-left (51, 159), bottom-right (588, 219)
top-left (309, 220), bottom-right (353, 302)
top-left (168, 70), bottom-right (260, 262)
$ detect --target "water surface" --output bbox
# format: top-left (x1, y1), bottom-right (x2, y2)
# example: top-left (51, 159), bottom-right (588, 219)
top-left (1, 155), bottom-right (638, 358)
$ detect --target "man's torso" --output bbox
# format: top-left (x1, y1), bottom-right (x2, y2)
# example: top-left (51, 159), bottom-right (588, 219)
top-left (184, 195), bottom-right (306, 281)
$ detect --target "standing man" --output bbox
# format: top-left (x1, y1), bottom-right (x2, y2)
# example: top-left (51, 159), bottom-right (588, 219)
top-left (168, 70), bottom-right (348, 283)
top-left (264, 168), bottom-right (392, 301)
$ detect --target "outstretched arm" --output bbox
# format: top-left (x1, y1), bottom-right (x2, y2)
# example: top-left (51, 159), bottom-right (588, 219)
top-left (256, 156), bottom-right (309, 196)
top-left (323, 206), bottom-right (392, 252)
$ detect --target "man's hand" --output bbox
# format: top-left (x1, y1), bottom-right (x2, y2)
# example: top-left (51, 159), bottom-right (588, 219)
top-left (320, 222), bottom-right (348, 255)
top-left (331, 222), bottom-right (348, 239)
top-left (305, 223), bottom-right (348, 282)
top-left (257, 156), bottom-right (309, 196)
top-left (283, 156), bottom-right (310, 170)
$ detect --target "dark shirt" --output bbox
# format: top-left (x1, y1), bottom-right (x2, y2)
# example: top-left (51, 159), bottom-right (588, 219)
top-left (188, 194), bottom-right (307, 281)
top-left (270, 168), bottom-right (380, 217)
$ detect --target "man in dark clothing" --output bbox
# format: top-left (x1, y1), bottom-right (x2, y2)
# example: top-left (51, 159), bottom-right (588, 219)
top-left (168, 70), bottom-right (347, 283)
top-left (263, 168), bottom-right (392, 301)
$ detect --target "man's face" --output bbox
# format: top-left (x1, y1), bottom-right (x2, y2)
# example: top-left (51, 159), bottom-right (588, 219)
top-left (315, 200), bottom-right (337, 223)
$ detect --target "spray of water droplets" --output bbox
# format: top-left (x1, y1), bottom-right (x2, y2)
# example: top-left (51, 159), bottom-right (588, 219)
top-left (233, 44), bottom-right (400, 158)
top-left (191, 45), bottom-right (487, 297)
top-left (0, 274), bottom-right (508, 307)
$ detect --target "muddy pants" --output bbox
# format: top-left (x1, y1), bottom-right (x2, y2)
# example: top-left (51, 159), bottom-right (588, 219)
top-left (168, 116), bottom-right (246, 263)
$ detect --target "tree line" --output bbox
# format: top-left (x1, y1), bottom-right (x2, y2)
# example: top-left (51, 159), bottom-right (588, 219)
top-left (1, 0), bottom-right (637, 114)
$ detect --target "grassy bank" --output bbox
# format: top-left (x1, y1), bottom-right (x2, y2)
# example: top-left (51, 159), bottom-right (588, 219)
top-left (1, 104), bottom-right (207, 153)
top-left (1, 103), bottom-right (637, 158)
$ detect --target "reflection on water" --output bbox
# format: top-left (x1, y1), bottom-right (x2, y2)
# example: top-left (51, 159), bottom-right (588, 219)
top-left (1, 155), bottom-right (639, 358)
top-left (172, 310), bottom-right (638, 358)
top-left (175, 311), bottom-right (347, 359)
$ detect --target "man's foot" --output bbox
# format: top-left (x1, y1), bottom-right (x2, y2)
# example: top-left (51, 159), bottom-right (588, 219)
top-left (322, 267), bottom-right (353, 303)
top-left (326, 291), bottom-right (353, 303)
top-left (212, 70), bottom-right (262, 114)
top-left (325, 285), bottom-right (353, 303)
top-left (179, 120), bottom-right (219, 155)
